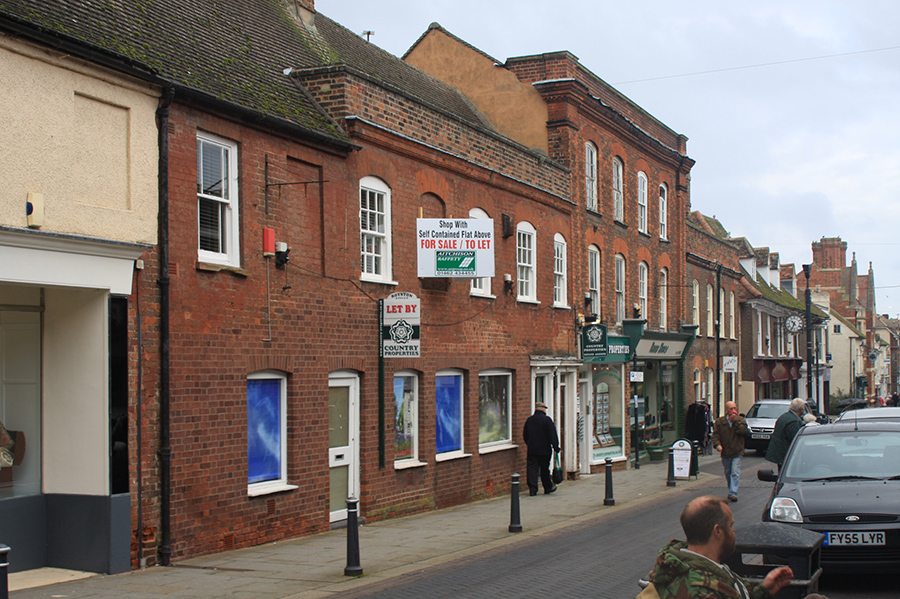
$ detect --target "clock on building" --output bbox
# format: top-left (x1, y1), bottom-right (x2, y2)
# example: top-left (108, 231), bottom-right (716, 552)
top-left (784, 314), bottom-right (804, 333)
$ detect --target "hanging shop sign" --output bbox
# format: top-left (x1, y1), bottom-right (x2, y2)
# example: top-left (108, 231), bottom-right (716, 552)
top-left (581, 324), bottom-right (608, 360)
top-left (416, 218), bottom-right (495, 278)
top-left (381, 292), bottom-right (420, 358)
top-left (583, 334), bottom-right (631, 364)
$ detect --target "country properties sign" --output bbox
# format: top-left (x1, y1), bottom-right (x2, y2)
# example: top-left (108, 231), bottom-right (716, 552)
top-left (417, 218), bottom-right (495, 278)
top-left (581, 324), bottom-right (608, 360)
top-left (380, 292), bottom-right (420, 358)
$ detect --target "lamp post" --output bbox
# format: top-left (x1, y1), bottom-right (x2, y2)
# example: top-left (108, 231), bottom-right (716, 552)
top-left (802, 264), bottom-right (813, 402)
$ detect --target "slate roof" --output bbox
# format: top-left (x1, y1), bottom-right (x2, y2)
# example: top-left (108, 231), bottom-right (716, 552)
top-left (0, 0), bottom-right (350, 147)
top-left (312, 13), bottom-right (491, 130)
top-left (751, 273), bottom-right (827, 320)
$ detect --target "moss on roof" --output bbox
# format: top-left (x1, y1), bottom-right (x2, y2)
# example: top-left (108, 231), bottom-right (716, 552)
top-left (752, 273), bottom-right (828, 319)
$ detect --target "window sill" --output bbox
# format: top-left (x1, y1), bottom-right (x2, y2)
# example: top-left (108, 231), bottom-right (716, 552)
top-left (247, 482), bottom-right (298, 497)
top-left (470, 292), bottom-right (496, 300)
top-left (638, 230), bottom-right (651, 238)
top-left (659, 237), bottom-right (669, 243)
top-left (360, 277), bottom-right (399, 286)
top-left (197, 261), bottom-right (248, 277)
top-left (394, 459), bottom-right (427, 470)
top-left (479, 443), bottom-right (517, 455)
top-left (552, 303), bottom-right (571, 310)
top-left (435, 451), bottom-right (472, 463)
top-left (517, 298), bottom-right (541, 305)
top-left (614, 220), bottom-right (627, 229)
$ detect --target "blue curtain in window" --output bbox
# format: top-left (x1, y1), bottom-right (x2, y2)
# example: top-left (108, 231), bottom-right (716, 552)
top-left (436, 375), bottom-right (462, 453)
top-left (248, 379), bottom-right (281, 483)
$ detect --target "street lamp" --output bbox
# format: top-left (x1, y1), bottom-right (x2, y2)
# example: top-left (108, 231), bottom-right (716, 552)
top-left (802, 264), bottom-right (813, 403)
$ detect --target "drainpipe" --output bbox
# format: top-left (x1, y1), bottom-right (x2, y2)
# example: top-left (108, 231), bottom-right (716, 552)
top-left (156, 86), bottom-right (174, 566)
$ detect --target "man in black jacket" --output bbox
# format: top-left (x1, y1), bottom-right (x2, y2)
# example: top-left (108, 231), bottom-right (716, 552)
top-left (523, 401), bottom-right (560, 496)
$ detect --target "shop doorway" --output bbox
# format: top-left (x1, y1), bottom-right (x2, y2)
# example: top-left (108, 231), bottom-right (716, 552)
top-left (328, 372), bottom-right (359, 522)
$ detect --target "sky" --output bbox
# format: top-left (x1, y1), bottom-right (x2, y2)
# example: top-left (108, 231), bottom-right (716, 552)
top-left (317, 0), bottom-right (900, 317)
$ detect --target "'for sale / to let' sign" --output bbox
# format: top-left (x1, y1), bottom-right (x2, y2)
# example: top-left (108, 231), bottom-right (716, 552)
top-left (417, 218), bottom-right (495, 278)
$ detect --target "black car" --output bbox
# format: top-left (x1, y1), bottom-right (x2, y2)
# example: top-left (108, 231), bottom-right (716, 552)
top-left (758, 420), bottom-right (900, 572)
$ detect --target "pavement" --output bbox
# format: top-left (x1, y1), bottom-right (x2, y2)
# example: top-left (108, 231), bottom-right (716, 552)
top-left (9, 452), bottom-right (722, 598)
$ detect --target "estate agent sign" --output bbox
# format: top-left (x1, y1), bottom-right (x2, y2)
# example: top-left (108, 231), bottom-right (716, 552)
top-left (381, 292), bottom-right (420, 358)
top-left (416, 218), bottom-right (494, 278)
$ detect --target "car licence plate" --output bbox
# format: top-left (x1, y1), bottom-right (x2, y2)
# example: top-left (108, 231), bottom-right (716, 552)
top-left (751, 434), bottom-right (769, 439)
top-left (825, 531), bottom-right (885, 546)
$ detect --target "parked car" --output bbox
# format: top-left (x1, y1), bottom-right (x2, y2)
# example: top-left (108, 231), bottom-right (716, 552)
top-left (757, 420), bottom-right (900, 572)
top-left (744, 399), bottom-right (825, 455)
top-left (835, 397), bottom-right (868, 413)
top-left (834, 406), bottom-right (900, 422)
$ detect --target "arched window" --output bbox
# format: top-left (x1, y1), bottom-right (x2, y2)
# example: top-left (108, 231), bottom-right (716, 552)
top-left (585, 142), bottom-right (598, 211)
top-left (638, 262), bottom-right (648, 321)
top-left (637, 171), bottom-right (648, 233)
top-left (659, 268), bottom-right (668, 330)
top-left (469, 207), bottom-right (492, 297)
top-left (615, 254), bottom-right (626, 323)
top-left (612, 157), bottom-right (624, 222)
top-left (588, 245), bottom-right (601, 317)
top-left (516, 221), bottom-right (537, 301)
top-left (359, 176), bottom-right (392, 282)
top-left (553, 233), bottom-right (568, 307)
top-left (658, 184), bottom-right (668, 240)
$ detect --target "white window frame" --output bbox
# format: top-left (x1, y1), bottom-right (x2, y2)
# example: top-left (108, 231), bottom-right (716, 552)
top-left (706, 284), bottom-right (714, 337)
top-left (693, 369), bottom-right (702, 403)
top-left (516, 221), bottom-right (537, 302)
top-left (757, 310), bottom-right (764, 355)
top-left (659, 268), bottom-right (668, 330)
top-left (719, 287), bottom-right (725, 339)
top-left (588, 245), bottom-right (601, 317)
top-left (638, 262), bottom-right (648, 322)
top-left (612, 157), bottom-right (624, 222)
top-left (766, 315), bottom-right (773, 356)
top-left (247, 371), bottom-right (296, 496)
top-left (359, 176), bottom-right (393, 283)
top-left (615, 254), bottom-right (626, 323)
top-left (393, 371), bottom-right (422, 468)
top-left (729, 291), bottom-right (736, 338)
top-left (692, 280), bottom-right (700, 326)
top-left (553, 233), bottom-right (568, 307)
top-left (478, 369), bottom-right (513, 451)
top-left (637, 171), bottom-right (648, 233)
top-left (585, 142), bottom-right (598, 211)
top-left (469, 207), bottom-right (493, 297)
top-left (658, 183), bottom-right (668, 240)
top-left (435, 369), bottom-right (468, 461)
top-left (197, 132), bottom-right (240, 266)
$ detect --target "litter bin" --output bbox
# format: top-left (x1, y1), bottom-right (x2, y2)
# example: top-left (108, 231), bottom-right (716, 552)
top-left (724, 522), bottom-right (823, 599)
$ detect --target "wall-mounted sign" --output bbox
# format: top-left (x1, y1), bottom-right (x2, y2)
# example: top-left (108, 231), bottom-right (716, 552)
top-left (722, 356), bottom-right (738, 373)
top-left (381, 292), bottom-right (420, 358)
top-left (581, 324), bottom-right (608, 360)
top-left (417, 218), bottom-right (494, 278)
top-left (635, 338), bottom-right (688, 360)
top-left (629, 371), bottom-right (644, 383)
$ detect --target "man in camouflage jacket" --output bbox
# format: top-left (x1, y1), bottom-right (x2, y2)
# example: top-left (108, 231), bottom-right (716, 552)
top-left (642, 496), bottom-right (802, 599)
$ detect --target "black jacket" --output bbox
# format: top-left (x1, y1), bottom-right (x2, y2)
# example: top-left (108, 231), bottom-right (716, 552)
top-left (523, 410), bottom-right (560, 456)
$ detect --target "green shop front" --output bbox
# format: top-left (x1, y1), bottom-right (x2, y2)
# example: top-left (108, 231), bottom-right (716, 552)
top-left (579, 321), bottom-right (696, 472)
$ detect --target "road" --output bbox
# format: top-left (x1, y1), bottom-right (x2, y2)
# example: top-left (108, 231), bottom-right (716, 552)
top-left (344, 455), bottom-right (893, 598)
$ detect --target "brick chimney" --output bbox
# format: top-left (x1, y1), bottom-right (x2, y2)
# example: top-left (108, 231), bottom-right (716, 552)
top-left (285, 0), bottom-right (315, 27)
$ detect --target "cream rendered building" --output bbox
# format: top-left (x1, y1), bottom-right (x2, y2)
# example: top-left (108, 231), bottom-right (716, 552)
top-left (0, 33), bottom-right (158, 572)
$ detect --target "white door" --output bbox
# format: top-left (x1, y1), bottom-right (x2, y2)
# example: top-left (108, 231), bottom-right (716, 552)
top-left (328, 373), bottom-right (359, 522)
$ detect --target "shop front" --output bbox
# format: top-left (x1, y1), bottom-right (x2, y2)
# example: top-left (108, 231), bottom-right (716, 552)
top-left (579, 328), bottom-right (631, 473)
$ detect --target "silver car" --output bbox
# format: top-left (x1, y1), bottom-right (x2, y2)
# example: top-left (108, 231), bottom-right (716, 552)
top-left (744, 399), bottom-right (823, 454)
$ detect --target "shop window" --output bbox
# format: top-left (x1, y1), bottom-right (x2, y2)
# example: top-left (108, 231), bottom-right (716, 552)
top-left (478, 370), bottom-right (511, 448)
top-left (247, 371), bottom-right (291, 495)
top-left (591, 366), bottom-right (625, 462)
top-left (435, 371), bottom-right (464, 458)
top-left (393, 372), bottom-right (419, 465)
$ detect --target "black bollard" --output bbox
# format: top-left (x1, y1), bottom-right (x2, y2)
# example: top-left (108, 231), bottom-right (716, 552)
top-left (509, 473), bottom-right (523, 532)
top-left (344, 497), bottom-right (363, 577)
top-left (0, 544), bottom-right (9, 599)
top-left (667, 447), bottom-right (677, 487)
top-left (603, 458), bottom-right (615, 506)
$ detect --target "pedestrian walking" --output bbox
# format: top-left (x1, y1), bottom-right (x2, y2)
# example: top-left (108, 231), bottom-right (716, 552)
top-left (765, 398), bottom-right (806, 470)
top-left (523, 401), bottom-right (560, 496)
top-left (639, 495), bottom-right (829, 599)
top-left (711, 401), bottom-right (747, 502)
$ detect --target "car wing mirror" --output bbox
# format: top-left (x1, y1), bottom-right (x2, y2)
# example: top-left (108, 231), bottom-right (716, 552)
top-left (757, 469), bottom-right (778, 482)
